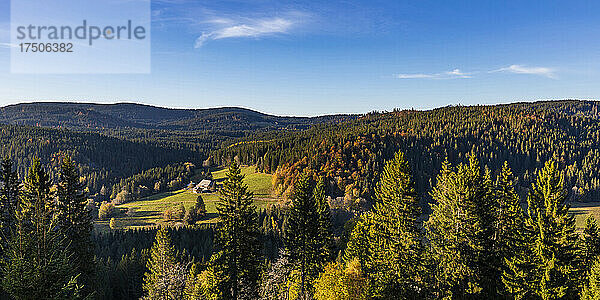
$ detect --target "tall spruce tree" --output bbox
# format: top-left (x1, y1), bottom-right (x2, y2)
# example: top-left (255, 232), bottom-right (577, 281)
top-left (284, 171), bottom-right (326, 299)
top-left (493, 162), bottom-right (523, 254)
top-left (0, 158), bottom-right (19, 298)
top-left (582, 216), bottom-right (600, 274)
top-left (314, 176), bottom-right (334, 264)
top-left (502, 160), bottom-right (581, 300)
top-left (211, 162), bottom-right (262, 299)
top-left (56, 157), bottom-right (95, 291)
top-left (0, 158), bottom-right (19, 247)
top-left (582, 256), bottom-right (600, 300)
top-left (2, 158), bottom-right (81, 299)
top-left (346, 150), bottom-right (425, 298)
top-left (143, 226), bottom-right (188, 300)
top-left (425, 155), bottom-right (496, 298)
top-left (492, 161), bottom-right (525, 296)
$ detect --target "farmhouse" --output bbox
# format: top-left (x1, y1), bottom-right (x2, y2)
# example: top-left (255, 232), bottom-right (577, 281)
top-left (194, 179), bottom-right (215, 193)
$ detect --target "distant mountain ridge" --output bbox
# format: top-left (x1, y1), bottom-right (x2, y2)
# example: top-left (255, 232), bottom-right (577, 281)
top-left (0, 102), bottom-right (357, 131)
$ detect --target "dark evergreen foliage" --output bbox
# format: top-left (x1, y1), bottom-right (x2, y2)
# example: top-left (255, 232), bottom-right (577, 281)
top-left (56, 157), bottom-right (95, 292)
top-left (345, 151), bottom-right (426, 298)
top-left (210, 162), bottom-right (262, 299)
top-left (582, 216), bottom-right (600, 274)
top-left (503, 160), bottom-right (582, 299)
top-left (2, 159), bottom-right (82, 299)
top-left (1, 101), bottom-right (600, 299)
top-left (284, 172), bottom-right (334, 299)
top-left (426, 156), bottom-right (497, 298)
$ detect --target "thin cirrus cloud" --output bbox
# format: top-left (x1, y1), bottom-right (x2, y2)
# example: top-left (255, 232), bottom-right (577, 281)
top-left (195, 17), bottom-right (296, 48)
top-left (397, 65), bottom-right (556, 80)
top-left (490, 64), bottom-right (556, 78)
top-left (0, 43), bottom-right (18, 49)
top-left (396, 69), bottom-right (472, 79)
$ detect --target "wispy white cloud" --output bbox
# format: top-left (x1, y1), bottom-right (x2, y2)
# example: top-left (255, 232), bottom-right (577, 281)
top-left (195, 17), bottom-right (296, 48)
top-left (396, 65), bottom-right (557, 80)
top-left (491, 64), bottom-right (556, 78)
top-left (396, 73), bottom-right (435, 79)
top-left (445, 69), bottom-right (471, 78)
top-left (0, 43), bottom-right (18, 49)
top-left (396, 69), bottom-right (472, 79)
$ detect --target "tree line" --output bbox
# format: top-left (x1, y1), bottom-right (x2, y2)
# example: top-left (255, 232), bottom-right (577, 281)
top-left (1, 152), bottom-right (599, 299)
top-left (137, 156), bottom-right (600, 299)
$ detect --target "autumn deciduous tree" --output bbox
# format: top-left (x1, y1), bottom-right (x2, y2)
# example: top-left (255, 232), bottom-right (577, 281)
top-left (313, 258), bottom-right (368, 300)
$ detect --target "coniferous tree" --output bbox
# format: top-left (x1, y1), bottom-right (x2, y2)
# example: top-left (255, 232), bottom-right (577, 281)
top-left (211, 162), bottom-right (262, 299)
top-left (343, 212), bottom-right (374, 275)
top-left (346, 151), bottom-right (425, 298)
top-left (143, 226), bottom-right (188, 300)
top-left (0, 158), bottom-right (19, 298)
top-left (0, 158), bottom-right (19, 247)
top-left (582, 256), bottom-right (600, 300)
top-left (195, 195), bottom-right (206, 214)
top-left (492, 162), bottom-right (525, 296)
top-left (2, 158), bottom-right (82, 299)
top-left (493, 162), bottom-right (523, 253)
top-left (582, 216), bottom-right (600, 274)
top-left (183, 263), bottom-right (204, 300)
top-left (56, 157), bottom-right (95, 291)
top-left (425, 155), bottom-right (496, 298)
top-left (314, 176), bottom-right (334, 263)
top-left (503, 160), bottom-right (581, 299)
top-left (285, 171), bottom-right (332, 299)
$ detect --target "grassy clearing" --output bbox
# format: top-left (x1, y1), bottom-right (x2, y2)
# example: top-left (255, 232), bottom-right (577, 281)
top-left (571, 202), bottom-right (600, 230)
top-left (212, 165), bottom-right (272, 197)
top-left (95, 166), bottom-right (276, 231)
top-left (96, 164), bottom-right (600, 232)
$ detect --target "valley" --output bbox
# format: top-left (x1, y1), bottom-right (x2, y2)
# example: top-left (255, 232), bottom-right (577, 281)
top-left (2, 100), bottom-right (600, 299)
top-left (95, 166), bottom-right (277, 231)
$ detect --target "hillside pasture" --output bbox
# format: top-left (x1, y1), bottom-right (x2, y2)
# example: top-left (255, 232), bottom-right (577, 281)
top-left (95, 166), bottom-right (276, 231)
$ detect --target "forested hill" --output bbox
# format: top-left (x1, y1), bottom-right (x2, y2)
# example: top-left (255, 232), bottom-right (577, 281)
top-left (209, 100), bottom-right (600, 202)
top-left (0, 102), bottom-right (355, 131)
top-left (0, 102), bottom-right (356, 155)
top-left (0, 102), bottom-right (355, 200)
top-left (0, 124), bottom-right (198, 194)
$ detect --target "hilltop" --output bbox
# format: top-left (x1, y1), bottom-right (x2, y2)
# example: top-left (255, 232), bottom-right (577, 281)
top-left (0, 102), bottom-right (356, 131)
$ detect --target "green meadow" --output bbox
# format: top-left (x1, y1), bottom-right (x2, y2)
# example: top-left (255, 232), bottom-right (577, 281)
top-left (95, 166), bottom-right (276, 231)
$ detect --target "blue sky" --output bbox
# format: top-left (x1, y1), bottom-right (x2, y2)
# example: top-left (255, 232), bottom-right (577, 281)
top-left (0, 0), bottom-right (600, 116)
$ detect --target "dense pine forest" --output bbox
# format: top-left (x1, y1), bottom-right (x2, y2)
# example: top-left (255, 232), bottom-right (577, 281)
top-left (0, 124), bottom-right (199, 196)
top-left (210, 100), bottom-right (600, 202)
top-left (0, 103), bottom-right (353, 201)
top-left (0, 100), bottom-right (600, 299)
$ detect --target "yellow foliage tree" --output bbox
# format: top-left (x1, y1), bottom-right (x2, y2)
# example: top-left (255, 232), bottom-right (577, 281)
top-left (313, 258), bottom-right (368, 300)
